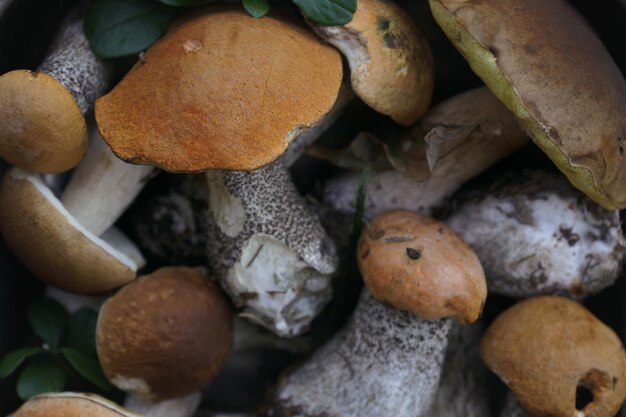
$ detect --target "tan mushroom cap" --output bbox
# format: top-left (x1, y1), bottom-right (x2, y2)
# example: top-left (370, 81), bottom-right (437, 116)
top-left (0, 168), bottom-right (137, 293)
top-left (312, 0), bottom-right (433, 126)
top-left (96, 266), bottom-right (233, 401)
top-left (95, 5), bottom-right (343, 173)
top-left (9, 392), bottom-right (141, 417)
top-left (357, 210), bottom-right (486, 324)
top-left (0, 70), bottom-right (87, 173)
top-left (481, 296), bottom-right (626, 417)
top-left (429, 0), bottom-right (626, 210)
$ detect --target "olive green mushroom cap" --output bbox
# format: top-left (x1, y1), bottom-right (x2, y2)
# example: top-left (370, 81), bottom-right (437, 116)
top-left (429, 0), bottom-right (626, 209)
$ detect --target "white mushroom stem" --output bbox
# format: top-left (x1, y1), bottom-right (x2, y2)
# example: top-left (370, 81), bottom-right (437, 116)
top-left (61, 130), bottom-right (156, 235)
top-left (45, 286), bottom-right (106, 313)
top-left (500, 392), bottom-right (533, 417)
top-left (446, 170), bottom-right (625, 298)
top-left (206, 159), bottom-right (338, 337)
top-left (429, 322), bottom-right (490, 417)
top-left (323, 87), bottom-right (529, 218)
top-left (267, 290), bottom-right (451, 416)
top-left (38, 1), bottom-right (113, 114)
top-left (124, 392), bottom-right (201, 417)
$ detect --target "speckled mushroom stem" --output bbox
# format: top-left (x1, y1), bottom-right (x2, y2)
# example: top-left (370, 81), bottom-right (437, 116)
top-left (124, 392), bottom-right (201, 417)
top-left (429, 322), bottom-right (490, 417)
top-left (266, 289), bottom-right (451, 416)
top-left (500, 393), bottom-right (533, 417)
top-left (38, 1), bottom-right (113, 115)
top-left (61, 131), bottom-right (156, 236)
top-left (445, 170), bottom-right (625, 298)
top-left (205, 159), bottom-right (338, 337)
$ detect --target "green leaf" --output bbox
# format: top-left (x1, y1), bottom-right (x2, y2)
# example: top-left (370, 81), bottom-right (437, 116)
top-left (16, 361), bottom-right (67, 400)
top-left (27, 299), bottom-right (68, 349)
top-left (61, 348), bottom-right (112, 391)
top-left (0, 348), bottom-right (43, 378)
top-left (243, 0), bottom-right (270, 18)
top-left (293, 0), bottom-right (357, 26)
top-left (157, 0), bottom-right (214, 6)
top-left (84, 0), bottom-right (180, 59)
top-left (65, 308), bottom-right (98, 355)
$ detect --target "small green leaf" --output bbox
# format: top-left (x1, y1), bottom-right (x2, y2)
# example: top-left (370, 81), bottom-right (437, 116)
top-left (84, 0), bottom-right (180, 58)
top-left (157, 0), bottom-right (214, 6)
top-left (65, 308), bottom-right (98, 355)
top-left (293, 0), bottom-right (357, 26)
top-left (243, 0), bottom-right (270, 18)
top-left (16, 361), bottom-right (67, 400)
top-left (0, 348), bottom-right (43, 378)
top-left (27, 299), bottom-right (68, 349)
top-left (61, 348), bottom-right (112, 391)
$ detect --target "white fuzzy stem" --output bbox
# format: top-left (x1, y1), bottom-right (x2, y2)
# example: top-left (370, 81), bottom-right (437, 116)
top-left (269, 290), bottom-right (451, 417)
top-left (61, 131), bottom-right (156, 236)
top-left (38, 1), bottom-right (113, 114)
top-left (446, 170), bottom-right (625, 298)
top-left (124, 392), bottom-right (201, 417)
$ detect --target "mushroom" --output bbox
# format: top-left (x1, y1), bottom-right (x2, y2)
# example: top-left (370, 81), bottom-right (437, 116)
top-left (429, 0), bottom-right (626, 209)
top-left (94, 5), bottom-right (347, 337)
top-left (96, 266), bottom-right (233, 401)
top-left (446, 170), bottom-right (625, 298)
top-left (9, 392), bottom-right (141, 417)
top-left (307, 0), bottom-right (434, 125)
top-left (0, 2), bottom-right (113, 172)
top-left (0, 168), bottom-right (139, 293)
top-left (266, 210), bottom-right (486, 416)
top-left (481, 296), bottom-right (626, 417)
top-left (323, 86), bottom-right (528, 218)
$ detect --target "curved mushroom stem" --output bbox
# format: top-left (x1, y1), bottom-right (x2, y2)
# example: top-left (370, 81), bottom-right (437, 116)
top-left (429, 322), bottom-right (490, 417)
top-left (445, 170), bottom-right (625, 298)
top-left (38, 1), bottom-right (113, 115)
top-left (61, 130), bottom-right (157, 235)
top-left (500, 393), bottom-right (533, 417)
top-left (206, 159), bottom-right (338, 337)
top-left (124, 392), bottom-right (201, 417)
top-left (266, 290), bottom-right (451, 416)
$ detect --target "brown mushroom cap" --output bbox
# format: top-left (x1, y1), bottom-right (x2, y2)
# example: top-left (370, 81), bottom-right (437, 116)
top-left (0, 70), bottom-right (87, 173)
top-left (9, 392), bottom-right (141, 417)
top-left (311, 0), bottom-right (433, 125)
top-left (96, 266), bottom-right (233, 401)
top-left (481, 296), bottom-right (626, 417)
top-left (0, 168), bottom-right (137, 293)
top-left (95, 5), bottom-right (342, 173)
top-left (429, 0), bottom-right (626, 209)
top-left (357, 210), bottom-right (486, 324)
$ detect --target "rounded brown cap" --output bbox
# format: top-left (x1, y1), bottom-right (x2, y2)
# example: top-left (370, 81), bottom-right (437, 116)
top-left (312, 0), bottom-right (433, 126)
top-left (0, 70), bottom-right (87, 173)
top-left (95, 5), bottom-right (342, 172)
top-left (429, 0), bottom-right (626, 209)
top-left (357, 210), bottom-right (486, 324)
top-left (0, 168), bottom-right (137, 293)
top-left (96, 266), bottom-right (233, 401)
top-left (481, 296), bottom-right (626, 417)
top-left (9, 392), bottom-right (141, 417)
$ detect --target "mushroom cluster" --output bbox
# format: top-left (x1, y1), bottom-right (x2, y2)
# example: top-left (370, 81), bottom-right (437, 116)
top-left (0, 0), bottom-right (625, 415)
